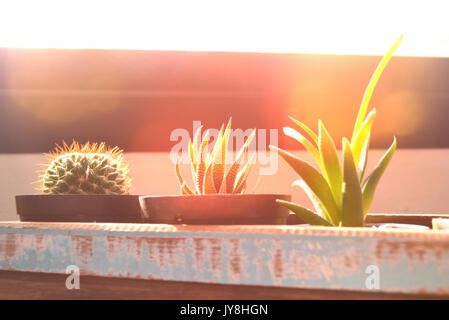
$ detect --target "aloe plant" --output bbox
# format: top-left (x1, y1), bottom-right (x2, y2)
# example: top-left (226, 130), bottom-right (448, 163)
top-left (270, 36), bottom-right (402, 227)
top-left (176, 118), bottom-right (256, 195)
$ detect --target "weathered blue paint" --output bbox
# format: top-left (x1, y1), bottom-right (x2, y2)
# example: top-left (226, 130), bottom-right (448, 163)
top-left (0, 222), bottom-right (448, 295)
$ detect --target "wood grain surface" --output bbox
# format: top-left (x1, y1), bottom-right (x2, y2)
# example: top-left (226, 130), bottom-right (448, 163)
top-left (0, 270), bottom-right (446, 300)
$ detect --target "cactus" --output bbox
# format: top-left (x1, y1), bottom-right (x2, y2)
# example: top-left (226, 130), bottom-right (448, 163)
top-left (39, 141), bottom-right (130, 195)
top-left (175, 118), bottom-right (256, 195)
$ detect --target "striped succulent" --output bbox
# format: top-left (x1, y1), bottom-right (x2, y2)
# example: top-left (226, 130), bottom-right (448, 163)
top-left (176, 119), bottom-right (256, 195)
top-left (270, 36), bottom-right (402, 227)
top-left (39, 141), bottom-right (130, 195)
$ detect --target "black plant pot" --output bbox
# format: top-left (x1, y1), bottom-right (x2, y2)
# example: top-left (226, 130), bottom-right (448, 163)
top-left (15, 194), bottom-right (143, 223)
top-left (287, 212), bottom-right (446, 229)
top-left (139, 194), bottom-right (291, 225)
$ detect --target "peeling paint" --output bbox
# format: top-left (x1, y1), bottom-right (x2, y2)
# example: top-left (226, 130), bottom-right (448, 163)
top-left (70, 235), bottom-right (93, 265)
top-left (0, 222), bottom-right (449, 295)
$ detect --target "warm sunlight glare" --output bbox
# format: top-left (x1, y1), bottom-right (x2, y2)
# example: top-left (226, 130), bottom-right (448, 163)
top-left (0, 0), bottom-right (448, 56)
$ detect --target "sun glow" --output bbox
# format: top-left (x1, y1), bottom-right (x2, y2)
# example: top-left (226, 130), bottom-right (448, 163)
top-left (0, 0), bottom-right (448, 56)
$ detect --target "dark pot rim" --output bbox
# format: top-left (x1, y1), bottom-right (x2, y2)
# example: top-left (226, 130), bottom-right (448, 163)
top-left (15, 194), bottom-right (143, 223)
top-left (366, 222), bottom-right (429, 230)
top-left (16, 194), bottom-right (142, 198)
top-left (139, 193), bottom-right (292, 225)
top-left (139, 193), bottom-right (291, 200)
top-left (292, 222), bottom-right (430, 230)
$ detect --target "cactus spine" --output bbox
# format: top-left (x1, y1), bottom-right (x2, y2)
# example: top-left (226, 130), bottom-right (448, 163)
top-left (40, 141), bottom-right (130, 195)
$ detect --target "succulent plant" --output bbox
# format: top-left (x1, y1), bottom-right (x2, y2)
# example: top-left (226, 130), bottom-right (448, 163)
top-left (175, 118), bottom-right (256, 195)
top-left (39, 141), bottom-right (130, 195)
top-left (270, 36), bottom-right (402, 227)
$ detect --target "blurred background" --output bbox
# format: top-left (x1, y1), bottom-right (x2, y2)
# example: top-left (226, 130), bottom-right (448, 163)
top-left (1, 0), bottom-right (449, 219)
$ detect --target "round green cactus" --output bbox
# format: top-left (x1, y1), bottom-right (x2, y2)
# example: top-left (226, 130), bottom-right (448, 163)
top-left (40, 141), bottom-right (130, 195)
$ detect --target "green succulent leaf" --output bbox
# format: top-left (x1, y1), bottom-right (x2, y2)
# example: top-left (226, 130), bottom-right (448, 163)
top-left (233, 154), bottom-right (256, 193)
top-left (357, 132), bottom-right (371, 182)
top-left (277, 199), bottom-right (334, 226)
top-left (223, 129), bottom-right (256, 193)
top-left (212, 119), bottom-right (232, 192)
top-left (292, 179), bottom-right (331, 221)
top-left (341, 138), bottom-right (364, 227)
top-left (203, 163), bottom-right (217, 194)
top-left (283, 127), bottom-right (321, 165)
top-left (362, 137), bottom-right (397, 216)
top-left (270, 145), bottom-right (340, 225)
top-left (195, 130), bottom-right (210, 194)
top-left (288, 116), bottom-right (318, 144)
top-left (318, 120), bottom-right (343, 209)
top-left (351, 109), bottom-right (376, 180)
top-left (351, 35), bottom-right (402, 142)
top-left (190, 126), bottom-right (203, 164)
top-left (210, 124), bottom-right (225, 191)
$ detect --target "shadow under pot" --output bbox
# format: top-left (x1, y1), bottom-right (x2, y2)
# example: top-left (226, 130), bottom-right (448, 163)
top-left (16, 194), bottom-right (143, 223)
top-left (139, 194), bottom-right (291, 225)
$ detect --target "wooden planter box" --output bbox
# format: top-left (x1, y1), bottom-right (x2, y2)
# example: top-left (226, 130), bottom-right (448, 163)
top-left (1, 220), bottom-right (449, 299)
